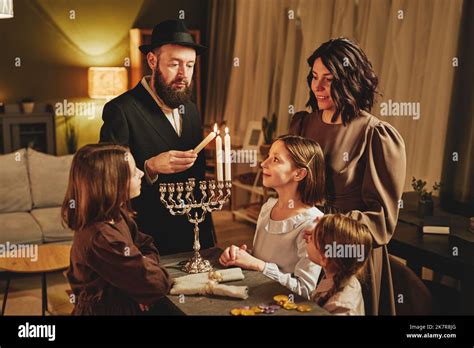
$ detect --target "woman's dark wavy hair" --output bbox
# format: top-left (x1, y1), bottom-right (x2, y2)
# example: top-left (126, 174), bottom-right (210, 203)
top-left (306, 37), bottom-right (380, 125)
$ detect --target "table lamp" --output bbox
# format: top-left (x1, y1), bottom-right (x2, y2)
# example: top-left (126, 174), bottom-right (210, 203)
top-left (88, 67), bottom-right (128, 99)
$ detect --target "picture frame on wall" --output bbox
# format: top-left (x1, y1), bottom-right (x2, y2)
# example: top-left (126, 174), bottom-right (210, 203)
top-left (129, 28), bottom-right (202, 113)
top-left (242, 121), bottom-right (264, 151)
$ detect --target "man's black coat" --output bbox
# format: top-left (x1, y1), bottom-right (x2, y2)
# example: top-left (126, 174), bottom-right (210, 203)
top-left (99, 82), bottom-right (216, 255)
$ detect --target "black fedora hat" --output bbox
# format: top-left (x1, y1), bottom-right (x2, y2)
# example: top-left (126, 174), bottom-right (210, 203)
top-left (139, 19), bottom-right (207, 55)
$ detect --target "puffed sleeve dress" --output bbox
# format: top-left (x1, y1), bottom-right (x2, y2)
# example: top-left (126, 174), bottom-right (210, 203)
top-left (290, 109), bottom-right (406, 315)
top-left (67, 208), bottom-right (173, 315)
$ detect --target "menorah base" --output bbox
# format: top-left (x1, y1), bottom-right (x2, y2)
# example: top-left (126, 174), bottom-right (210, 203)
top-left (182, 251), bottom-right (213, 274)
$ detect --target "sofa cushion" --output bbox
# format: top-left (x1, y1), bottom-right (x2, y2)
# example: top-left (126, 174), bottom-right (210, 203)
top-left (31, 207), bottom-right (74, 242)
top-left (0, 149), bottom-right (32, 213)
top-left (0, 212), bottom-right (43, 244)
top-left (27, 148), bottom-right (73, 209)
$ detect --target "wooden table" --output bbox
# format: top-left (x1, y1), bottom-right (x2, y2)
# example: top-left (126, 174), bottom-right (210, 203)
top-left (160, 248), bottom-right (328, 316)
top-left (389, 192), bottom-right (474, 314)
top-left (0, 244), bottom-right (71, 316)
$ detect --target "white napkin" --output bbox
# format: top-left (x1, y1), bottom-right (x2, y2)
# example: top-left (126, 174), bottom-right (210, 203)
top-left (172, 268), bottom-right (245, 285)
top-left (170, 268), bottom-right (248, 299)
top-left (170, 280), bottom-right (249, 299)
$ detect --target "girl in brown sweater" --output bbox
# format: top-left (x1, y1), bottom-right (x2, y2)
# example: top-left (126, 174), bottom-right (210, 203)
top-left (62, 143), bottom-right (172, 315)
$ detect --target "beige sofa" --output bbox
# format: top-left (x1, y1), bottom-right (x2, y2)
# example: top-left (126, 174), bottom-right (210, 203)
top-left (0, 148), bottom-right (74, 245)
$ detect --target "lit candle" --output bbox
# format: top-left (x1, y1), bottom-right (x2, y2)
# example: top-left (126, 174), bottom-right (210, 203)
top-left (193, 124), bottom-right (217, 154)
top-left (224, 127), bottom-right (231, 181)
top-left (216, 130), bottom-right (223, 182)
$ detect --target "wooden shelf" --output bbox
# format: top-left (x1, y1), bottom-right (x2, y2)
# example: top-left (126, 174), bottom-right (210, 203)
top-left (231, 174), bottom-right (266, 225)
top-left (19, 131), bottom-right (45, 135)
top-left (232, 179), bottom-right (264, 196)
top-left (232, 208), bottom-right (258, 224)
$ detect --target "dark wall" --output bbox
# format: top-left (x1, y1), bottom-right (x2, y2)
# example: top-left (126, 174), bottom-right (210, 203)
top-left (0, 0), bottom-right (209, 102)
top-left (0, 0), bottom-right (209, 155)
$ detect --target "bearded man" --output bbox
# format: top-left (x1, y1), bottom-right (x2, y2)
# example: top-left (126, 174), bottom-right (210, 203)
top-left (99, 20), bottom-right (216, 255)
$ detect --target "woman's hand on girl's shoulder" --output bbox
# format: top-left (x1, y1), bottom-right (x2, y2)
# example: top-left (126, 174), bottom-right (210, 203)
top-left (303, 216), bottom-right (322, 243)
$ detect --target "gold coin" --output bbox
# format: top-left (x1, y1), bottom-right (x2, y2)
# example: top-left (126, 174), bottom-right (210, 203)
top-left (283, 302), bottom-right (298, 310)
top-left (230, 308), bottom-right (242, 316)
top-left (296, 305), bottom-right (312, 312)
top-left (273, 295), bottom-right (289, 303)
top-left (240, 309), bottom-right (256, 316)
top-left (250, 306), bottom-right (264, 313)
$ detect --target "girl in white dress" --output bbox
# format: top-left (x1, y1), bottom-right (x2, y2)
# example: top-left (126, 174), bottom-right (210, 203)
top-left (219, 135), bottom-right (326, 299)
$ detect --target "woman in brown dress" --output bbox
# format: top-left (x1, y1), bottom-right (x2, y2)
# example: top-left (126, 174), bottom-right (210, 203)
top-left (291, 38), bottom-right (406, 315)
top-left (62, 144), bottom-right (172, 315)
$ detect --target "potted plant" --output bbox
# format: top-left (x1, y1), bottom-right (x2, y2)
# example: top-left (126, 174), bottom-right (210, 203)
top-left (411, 177), bottom-right (441, 217)
top-left (20, 97), bottom-right (35, 114)
top-left (64, 116), bottom-right (78, 154)
top-left (260, 113), bottom-right (277, 157)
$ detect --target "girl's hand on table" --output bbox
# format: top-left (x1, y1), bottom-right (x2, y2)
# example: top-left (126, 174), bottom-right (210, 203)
top-left (219, 244), bottom-right (265, 271)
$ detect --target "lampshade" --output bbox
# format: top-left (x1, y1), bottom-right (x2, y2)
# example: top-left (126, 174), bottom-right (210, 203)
top-left (0, 0), bottom-right (13, 19)
top-left (88, 67), bottom-right (128, 99)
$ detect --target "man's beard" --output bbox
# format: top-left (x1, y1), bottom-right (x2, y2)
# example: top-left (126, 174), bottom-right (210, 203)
top-left (153, 68), bottom-right (194, 109)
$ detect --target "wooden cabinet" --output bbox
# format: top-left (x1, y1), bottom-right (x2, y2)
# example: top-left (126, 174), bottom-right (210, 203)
top-left (0, 113), bottom-right (56, 155)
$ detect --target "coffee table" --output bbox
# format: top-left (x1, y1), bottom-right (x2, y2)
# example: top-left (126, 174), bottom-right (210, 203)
top-left (0, 244), bottom-right (71, 316)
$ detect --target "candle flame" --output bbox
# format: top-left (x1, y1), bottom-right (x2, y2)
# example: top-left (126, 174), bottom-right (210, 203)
top-left (225, 127), bottom-right (229, 134)
top-left (214, 123), bottom-right (218, 133)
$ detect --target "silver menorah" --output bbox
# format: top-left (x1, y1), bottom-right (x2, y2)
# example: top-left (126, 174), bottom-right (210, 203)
top-left (159, 178), bottom-right (232, 274)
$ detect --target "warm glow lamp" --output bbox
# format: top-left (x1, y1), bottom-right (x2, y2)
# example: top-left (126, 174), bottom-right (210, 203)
top-left (88, 67), bottom-right (128, 99)
top-left (0, 0), bottom-right (13, 19)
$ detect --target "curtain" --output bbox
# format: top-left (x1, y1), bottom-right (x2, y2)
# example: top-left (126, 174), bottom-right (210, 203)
top-left (369, 0), bottom-right (464, 191)
top-left (204, 0), bottom-right (464, 190)
top-left (205, 0), bottom-right (237, 125)
top-left (220, 0), bottom-right (290, 144)
top-left (441, 0), bottom-right (474, 216)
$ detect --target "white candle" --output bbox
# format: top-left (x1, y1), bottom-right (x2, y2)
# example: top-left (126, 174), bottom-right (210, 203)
top-left (193, 124), bottom-right (217, 154)
top-left (215, 130), bottom-right (223, 182)
top-left (224, 127), bottom-right (231, 181)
